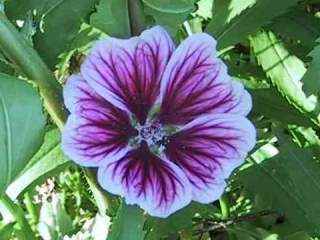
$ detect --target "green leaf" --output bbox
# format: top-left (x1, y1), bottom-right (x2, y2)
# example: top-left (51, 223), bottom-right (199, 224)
top-left (207, 0), bottom-right (300, 49)
top-left (193, 0), bottom-right (214, 20)
top-left (5, 0), bottom-right (99, 68)
top-left (143, 0), bottom-right (197, 34)
top-left (34, 0), bottom-right (98, 68)
top-left (6, 129), bottom-right (70, 200)
top-left (108, 202), bottom-right (145, 240)
top-left (250, 88), bottom-right (316, 127)
top-left (0, 222), bottom-right (15, 239)
top-left (268, 9), bottom-right (320, 54)
top-left (5, 0), bottom-right (58, 21)
top-left (250, 31), bottom-right (316, 115)
top-left (90, 0), bottom-right (130, 38)
top-left (227, 223), bottom-right (280, 240)
top-left (0, 73), bottom-right (45, 196)
top-left (237, 133), bottom-right (320, 234)
top-left (145, 202), bottom-right (218, 240)
top-left (302, 40), bottom-right (320, 96)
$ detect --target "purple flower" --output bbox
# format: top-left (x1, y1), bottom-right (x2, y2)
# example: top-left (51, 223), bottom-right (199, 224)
top-left (61, 26), bottom-right (256, 217)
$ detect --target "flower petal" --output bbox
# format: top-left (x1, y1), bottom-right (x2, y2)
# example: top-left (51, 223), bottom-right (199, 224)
top-left (165, 114), bottom-right (256, 203)
top-left (159, 33), bottom-right (251, 125)
top-left (81, 26), bottom-right (174, 124)
top-left (62, 76), bottom-right (137, 167)
top-left (98, 142), bottom-right (192, 217)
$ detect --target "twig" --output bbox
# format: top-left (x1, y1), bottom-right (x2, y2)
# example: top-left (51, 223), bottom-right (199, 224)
top-left (194, 210), bottom-right (278, 235)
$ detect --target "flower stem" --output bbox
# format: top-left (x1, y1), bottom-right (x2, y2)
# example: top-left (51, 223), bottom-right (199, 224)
top-left (84, 168), bottom-right (119, 216)
top-left (219, 195), bottom-right (230, 220)
top-left (23, 192), bottom-right (38, 231)
top-left (0, 12), bottom-right (67, 129)
top-left (128, 0), bottom-right (145, 36)
top-left (0, 194), bottom-right (36, 240)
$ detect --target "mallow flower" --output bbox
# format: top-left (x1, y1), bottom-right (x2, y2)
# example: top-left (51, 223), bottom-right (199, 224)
top-left (61, 26), bottom-right (256, 218)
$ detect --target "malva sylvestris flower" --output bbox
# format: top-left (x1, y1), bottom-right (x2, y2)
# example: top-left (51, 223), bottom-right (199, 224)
top-left (61, 26), bottom-right (256, 218)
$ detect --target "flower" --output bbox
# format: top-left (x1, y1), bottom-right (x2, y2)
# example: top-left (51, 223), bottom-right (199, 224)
top-left (61, 26), bottom-right (256, 218)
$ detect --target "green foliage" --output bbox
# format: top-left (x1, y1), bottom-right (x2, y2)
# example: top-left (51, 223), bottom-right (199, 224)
top-left (237, 133), bottom-right (320, 234)
top-left (90, 0), bottom-right (130, 37)
top-left (1, 0), bottom-right (320, 239)
top-left (145, 203), bottom-right (218, 239)
top-left (0, 222), bottom-right (15, 239)
top-left (108, 201), bottom-right (145, 240)
top-left (6, 0), bottom-right (99, 68)
top-left (6, 129), bottom-right (70, 200)
top-left (268, 8), bottom-right (320, 55)
top-left (143, 0), bottom-right (197, 34)
top-left (0, 73), bottom-right (45, 196)
top-left (207, 0), bottom-right (300, 49)
top-left (250, 88), bottom-right (316, 127)
top-left (38, 193), bottom-right (73, 239)
top-left (250, 31), bottom-right (316, 116)
top-left (302, 40), bottom-right (320, 96)
top-left (226, 223), bottom-right (280, 239)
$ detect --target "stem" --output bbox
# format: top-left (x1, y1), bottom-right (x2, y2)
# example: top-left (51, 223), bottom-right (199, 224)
top-left (0, 194), bottom-right (36, 240)
top-left (219, 195), bottom-right (230, 220)
top-left (0, 12), bottom-right (67, 129)
top-left (84, 169), bottom-right (118, 216)
top-left (128, 0), bottom-right (145, 36)
top-left (23, 192), bottom-right (38, 231)
top-left (194, 210), bottom-right (278, 235)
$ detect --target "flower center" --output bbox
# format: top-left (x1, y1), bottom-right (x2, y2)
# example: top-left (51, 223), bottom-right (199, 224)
top-left (137, 121), bottom-right (164, 146)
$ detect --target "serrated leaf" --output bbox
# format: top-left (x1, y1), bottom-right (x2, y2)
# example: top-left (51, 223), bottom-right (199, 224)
top-left (207, 0), bottom-right (300, 49)
top-left (302, 40), bottom-right (320, 96)
top-left (193, 0), bottom-right (214, 20)
top-left (268, 9), bottom-right (320, 54)
top-left (0, 73), bottom-right (45, 196)
top-left (250, 31), bottom-right (316, 115)
top-left (6, 129), bottom-right (70, 200)
top-left (143, 0), bottom-right (197, 34)
top-left (237, 133), bottom-right (320, 234)
top-left (250, 88), bottom-right (316, 127)
top-left (90, 0), bottom-right (130, 38)
top-left (108, 202), bottom-right (145, 240)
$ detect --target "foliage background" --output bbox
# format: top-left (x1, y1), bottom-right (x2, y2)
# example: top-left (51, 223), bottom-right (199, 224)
top-left (1, 0), bottom-right (320, 239)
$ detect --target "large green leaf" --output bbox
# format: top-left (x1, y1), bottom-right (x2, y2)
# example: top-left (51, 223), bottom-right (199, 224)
top-left (34, 0), bottom-right (98, 68)
top-left (250, 88), bottom-right (316, 127)
top-left (6, 129), bottom-right (70, 200)
top-left (250, 31), bottom-right (316, 116)
top-left (0, 73), bottom-right (45, 195)
top-left (90, 0), bottom-right (130, 38)
top-left (237, 133), bottom-right (320, 234)
top-left (108, 202), bottom-right (145, 240)
top-left (6, 0), bottom-right (99, 68)
top-left (5, 0), bottom-right (57, 21)
top-left (207, 0), bottom-right (300, 49)
top-left (268, 9), bottom-right (320, 55)
top-left (302, 40), bottom-right (320, 96)
top-left (143, 0), bottom-right (197, 34)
